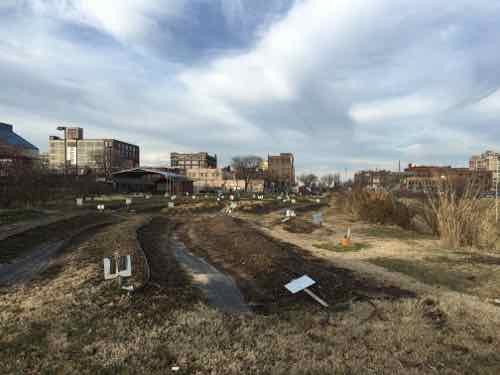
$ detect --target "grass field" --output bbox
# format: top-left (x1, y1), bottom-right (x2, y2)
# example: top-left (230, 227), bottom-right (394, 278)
top-left (1, 195), bottom-right (500, 373)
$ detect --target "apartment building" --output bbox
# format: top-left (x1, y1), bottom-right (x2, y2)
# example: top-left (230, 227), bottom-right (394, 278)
top-left (171, 152), bottom-right (217, 170)
top-left (470, 151), bottom-right (500, 189)
top-left (48, 127), bottom-right (139, 175)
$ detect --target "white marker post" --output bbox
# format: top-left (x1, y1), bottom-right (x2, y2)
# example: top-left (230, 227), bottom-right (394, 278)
top-left (285, 275), bottom-right (328, 307)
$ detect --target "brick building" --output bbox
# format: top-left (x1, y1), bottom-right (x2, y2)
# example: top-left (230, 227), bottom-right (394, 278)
top-left (170, 152), bottom-right (217, 170)
top-left (404, 164), bottom-right (491, 192)
top-left (267, 153), bottom-right (295, 192)
top-left (469, 151), bottom-right (500, 190)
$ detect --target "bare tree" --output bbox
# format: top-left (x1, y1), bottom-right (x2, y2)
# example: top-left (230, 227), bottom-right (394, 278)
top-left (299, 173), bottom-right (318, 188)
top-left (320, 174), bottom-right (335, 189)
top-left (231, 155), bottom-right (263, 192)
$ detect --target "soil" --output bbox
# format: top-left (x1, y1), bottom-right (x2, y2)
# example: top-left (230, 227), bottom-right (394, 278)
top-left (177, 215), bottom-right (415, 314)
top-left (0, 213), bottom-right (115, 263)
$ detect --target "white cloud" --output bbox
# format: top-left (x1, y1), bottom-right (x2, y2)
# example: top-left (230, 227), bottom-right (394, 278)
top-left (348, 94), bottom-right (453, 124)
top-left (29, 0), bottom-right (186, 43)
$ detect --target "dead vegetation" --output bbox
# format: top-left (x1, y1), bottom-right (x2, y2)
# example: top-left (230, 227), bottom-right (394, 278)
top-left (2, 211), bottom-right (500, 374)
top-left (425, 182), bottom-right (498, 249)
top-left (339, 190), bottom-right (413, 229)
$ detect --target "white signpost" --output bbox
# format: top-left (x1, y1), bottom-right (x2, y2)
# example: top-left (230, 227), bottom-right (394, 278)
top-left (285, 275), bottom-right (328, 307)
top-left (312, 212), bottom-right (323, 226)
top-left (103, 254), bottom-right (132, 290)
top-left (284, 275), bottom-right (328, 307)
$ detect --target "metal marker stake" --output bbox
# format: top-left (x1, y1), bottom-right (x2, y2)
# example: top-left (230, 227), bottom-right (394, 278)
top-left (303, 288), bottom-right (329, 307)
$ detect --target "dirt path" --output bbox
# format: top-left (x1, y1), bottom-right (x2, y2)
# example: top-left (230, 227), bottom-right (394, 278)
top-left (171, 234), bottom-right (249, 313)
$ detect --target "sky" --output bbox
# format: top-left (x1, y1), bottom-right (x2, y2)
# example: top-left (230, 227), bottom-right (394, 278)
top-left (1, 0), bottom-right (500, 176)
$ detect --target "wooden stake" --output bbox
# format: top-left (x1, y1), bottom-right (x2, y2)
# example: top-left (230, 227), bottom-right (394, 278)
top-left (304, 288), bottom-right (329, 307)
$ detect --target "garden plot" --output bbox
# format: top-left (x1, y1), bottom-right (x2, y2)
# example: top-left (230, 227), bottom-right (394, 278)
top-left (177, 215), bottom-right (415, 314)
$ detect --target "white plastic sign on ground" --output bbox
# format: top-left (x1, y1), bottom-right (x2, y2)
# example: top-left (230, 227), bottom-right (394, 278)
top-left (285, 275), bottom-right (316, 294)
top-left (284, 275), bottom-right (328, 307)
top-left (312, 212), bottom-right (323, 226)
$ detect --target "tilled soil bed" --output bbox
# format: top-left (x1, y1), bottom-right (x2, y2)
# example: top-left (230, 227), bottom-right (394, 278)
top-left (178, 216), bottom-right (415, 313)
top-left (0, 213), bottom-right (114, 263)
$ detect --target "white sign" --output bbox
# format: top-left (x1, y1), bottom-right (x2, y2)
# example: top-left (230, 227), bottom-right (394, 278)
top-left (291, 199), bottom-right (296, 204)
top-left (76, 198), bottom-right (83, 206)
top-left (312, 212), bottom-right (323, 226)
top-left (97, 204), bottom-right (105, 211)
top-left (125, 198), bottom-right (132, 206)
top-left (284, 275), bottom-right (329, 307)
top-left (171, 195), bottom-right (177, 201)
top-left (285, 209), bottom-right (296, 218)
top-left (229, 195), bottom-right (234, 201)
top-left (103, 255), bottom-right (132, 280)
top-left (168, 202), bottom-right (175, 208)
top-left (192, 195), bottom-right (197, 200)
top-left (285, 275), bottom-right (316, 294)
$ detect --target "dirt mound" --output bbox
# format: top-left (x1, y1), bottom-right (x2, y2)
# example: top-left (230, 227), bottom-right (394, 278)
top-left (282, 218), bottom-right (317, 234)
top-left (178, 216), bottom-right (415, 314)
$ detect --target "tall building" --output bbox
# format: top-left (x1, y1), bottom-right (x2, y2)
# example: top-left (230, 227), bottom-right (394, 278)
top-left (170, 152), bottom-right (217, 170)
top-left (48, 129), bottom-right (139, 175)
top-left (267, 153), bottom-right (295, 191)
top-left (469, 151), bottom-right (500, 189)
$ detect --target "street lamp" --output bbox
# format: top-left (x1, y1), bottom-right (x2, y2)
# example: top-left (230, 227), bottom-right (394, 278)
top-left (56, 126), bottom-right (67, 175)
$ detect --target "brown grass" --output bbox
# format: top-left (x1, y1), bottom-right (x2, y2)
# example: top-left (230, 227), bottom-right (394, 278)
top-left (2, 213), bottom-right (500, 374)
top-left (426, 183), bottom-right (498, 249)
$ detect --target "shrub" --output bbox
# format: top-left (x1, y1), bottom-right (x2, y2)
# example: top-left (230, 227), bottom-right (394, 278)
top-left (339, 189), bottom-right (413, 229)
top-left (426, 182), bottom-right (498, 249)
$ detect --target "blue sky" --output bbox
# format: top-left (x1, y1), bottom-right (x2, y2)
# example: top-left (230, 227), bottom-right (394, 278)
top-left (1, 0), bottom-right (500, 175)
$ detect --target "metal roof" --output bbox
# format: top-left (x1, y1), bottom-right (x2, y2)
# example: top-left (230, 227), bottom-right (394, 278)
top-left (0, 123), bottom-right (39, 151)
top-left (111, 168), bottom-right (192, 181)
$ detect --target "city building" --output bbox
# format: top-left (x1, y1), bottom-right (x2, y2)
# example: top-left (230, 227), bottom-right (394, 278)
top-left (48, 127), bottom-right (139, 175)
top-left (170, 152), bottom-right (217, 170)
top-left (470, 150), bottom-right (500, 189)
top-left (185, 167), bottom-right (264, 193)
top-left (111, 168), bottom-right (193, 194)
top-left (404, 164), bottom-right (491, 192)
top-left (267, 153), bottom-right (295, 192)
top-left (354, 170), bottom-right (405, 191)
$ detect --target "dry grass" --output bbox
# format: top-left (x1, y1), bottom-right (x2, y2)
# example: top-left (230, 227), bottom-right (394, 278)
top-left (2, 211), bottom-right (500, 374)
top-left (426, 183), bottom-right (498, 249)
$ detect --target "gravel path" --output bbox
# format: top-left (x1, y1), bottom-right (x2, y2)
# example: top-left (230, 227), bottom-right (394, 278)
top-left (171, 234), bottom-right (249, 313)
